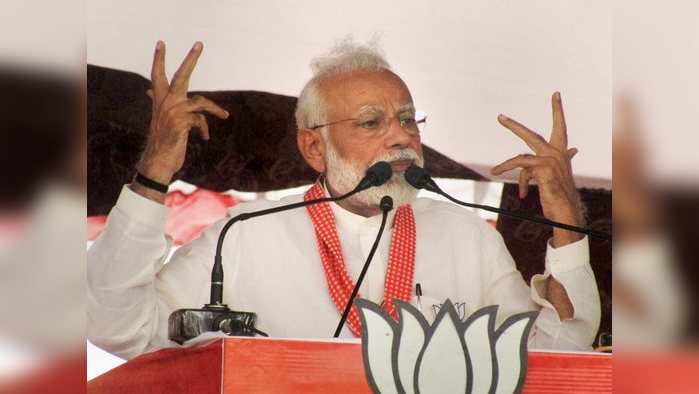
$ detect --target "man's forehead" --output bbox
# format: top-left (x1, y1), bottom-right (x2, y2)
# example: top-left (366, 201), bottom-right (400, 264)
top-left (319, 70), bottom-right (414, 115)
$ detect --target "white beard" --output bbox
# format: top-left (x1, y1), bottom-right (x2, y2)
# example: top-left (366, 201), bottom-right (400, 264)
top-left (324, 140), bottom-right (425, 209)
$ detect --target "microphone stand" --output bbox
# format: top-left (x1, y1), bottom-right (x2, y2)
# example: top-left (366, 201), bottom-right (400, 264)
top-left (437, 188), bottom-right (610, 240)
top-left (209, 187), bottom-right (364, 308)
top-left (169, 162), bottom-right (393, 344)
top-left (405, 165), bottom-right (611, 241)
top-left (333, 196), bottom-right (393, 337)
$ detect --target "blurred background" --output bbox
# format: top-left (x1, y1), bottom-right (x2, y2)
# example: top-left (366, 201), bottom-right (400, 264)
top-left (613, 0), bottom-right (699, 392)
top-left (0, 1), bottom-right (85, 393)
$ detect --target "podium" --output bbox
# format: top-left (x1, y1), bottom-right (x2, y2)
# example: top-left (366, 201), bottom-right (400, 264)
top-left (87, 338), bottom-right (611, 393)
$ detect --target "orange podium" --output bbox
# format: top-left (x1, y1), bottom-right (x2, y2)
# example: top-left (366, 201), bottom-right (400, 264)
top-left (88, 338), bottom-right (611, 393)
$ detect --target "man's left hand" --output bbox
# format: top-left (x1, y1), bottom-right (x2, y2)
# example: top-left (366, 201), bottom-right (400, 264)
top-left (491, 92), bottom-right (583, 248)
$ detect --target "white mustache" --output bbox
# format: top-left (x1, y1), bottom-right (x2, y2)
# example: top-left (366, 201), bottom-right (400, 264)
top-left (370, 149), bottom-right (423, 167)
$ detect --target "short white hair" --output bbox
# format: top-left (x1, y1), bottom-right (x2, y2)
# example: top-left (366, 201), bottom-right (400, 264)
top-left (295, 39), bottom-right (391, 131)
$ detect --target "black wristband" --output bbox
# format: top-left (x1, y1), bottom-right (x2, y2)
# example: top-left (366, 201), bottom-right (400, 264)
top-left (134, 172), bottom-right (169, 194)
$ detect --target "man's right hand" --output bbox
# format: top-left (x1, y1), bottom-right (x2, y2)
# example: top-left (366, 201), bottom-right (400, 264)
top-left (133, 41), bottom-right (229, 202)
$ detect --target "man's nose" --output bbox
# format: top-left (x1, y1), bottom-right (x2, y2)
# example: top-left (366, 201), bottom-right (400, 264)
top-left (384, 117), bottom-right (414, 149)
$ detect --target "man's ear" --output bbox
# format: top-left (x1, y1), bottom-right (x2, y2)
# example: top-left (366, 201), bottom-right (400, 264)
top-left (297, 128), bottom-right (326, 173)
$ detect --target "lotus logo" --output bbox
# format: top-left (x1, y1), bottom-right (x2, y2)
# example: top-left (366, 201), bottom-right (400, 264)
top-left (356, 299), bottom-right (538, 394)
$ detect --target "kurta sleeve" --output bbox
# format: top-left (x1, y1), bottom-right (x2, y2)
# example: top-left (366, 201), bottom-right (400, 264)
top-left (480, 221), bottom-right (600, 351)
top-left (528, 236), bottom-right (601, 350)
top-left (87, 185), bottom-right (230, 359)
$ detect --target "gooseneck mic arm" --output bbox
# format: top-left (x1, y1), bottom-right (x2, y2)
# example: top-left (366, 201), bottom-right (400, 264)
top-left (404, 164), bottom-right (611, 241)
top-left (208, 161), bottom-right (394, 307)
top-left (169, 161), bottom-right (394, 344)
top-left (333, 196), bottom-right (394, 337)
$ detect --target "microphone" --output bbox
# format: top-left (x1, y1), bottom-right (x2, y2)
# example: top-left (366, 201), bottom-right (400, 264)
top-left (169, 162), bottom-right (394, 344)
top-left (333, 195), bottom-right (394, 337)
top-left (209, 161), bottom-right (392, 307)
top-left (354, 161), bottom-right (393, 192)
top-left (404, 164), bottom-right (611, 240)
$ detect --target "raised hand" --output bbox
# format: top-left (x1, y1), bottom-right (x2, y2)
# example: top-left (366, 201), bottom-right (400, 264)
top-left (491, 92), bottom-right (583, 247)
top-left (136, 41), bottom-right (229, 190)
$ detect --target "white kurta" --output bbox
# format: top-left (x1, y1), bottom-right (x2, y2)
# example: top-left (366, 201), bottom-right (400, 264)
top-left (87, 185), bottom-right (600, 359)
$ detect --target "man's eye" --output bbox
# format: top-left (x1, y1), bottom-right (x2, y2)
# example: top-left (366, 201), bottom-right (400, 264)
top-left (360, 119), bottom-right (380, 129)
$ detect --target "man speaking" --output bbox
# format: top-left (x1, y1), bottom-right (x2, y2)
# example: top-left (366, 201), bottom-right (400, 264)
top-left (87, 40), bottom-right (600, 359)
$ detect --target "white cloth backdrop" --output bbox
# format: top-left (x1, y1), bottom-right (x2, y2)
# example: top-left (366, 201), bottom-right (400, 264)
top-left (87, 0), bottom-right (611, 180)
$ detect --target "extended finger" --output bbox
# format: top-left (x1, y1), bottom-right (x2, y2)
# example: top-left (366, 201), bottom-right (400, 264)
top-left (491, 154), bottom-right (551, 175)
top-left (567, 147), bottom-right (578, 160)
top-left (150, 41), bottom-right (168, 103)
top-left (170, 41), bottom-right (203, 95)
top-left (550, 91), bottom-right (568, 149)
top-left (182, 95), bottom-right (229, 119)
top-left (518, 168), bottom-right (532, 199)
top-left (497, 114), bottom-right (549, 154)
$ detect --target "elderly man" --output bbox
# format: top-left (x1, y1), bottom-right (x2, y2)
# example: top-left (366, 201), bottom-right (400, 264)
top-left (88, 40), bottom-right (600, 359)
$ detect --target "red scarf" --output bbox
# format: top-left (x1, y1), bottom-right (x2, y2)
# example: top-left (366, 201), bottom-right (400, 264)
top-left (304, 181), bottom-right (416, 336)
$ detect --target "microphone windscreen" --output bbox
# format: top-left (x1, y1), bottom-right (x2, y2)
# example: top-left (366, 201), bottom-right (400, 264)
top-left (366, 161), bottom-right (393, 186)
top-left (404, 164), bottom-right (428, 189)
top-left (380, 196), bottom-right (394, 211)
